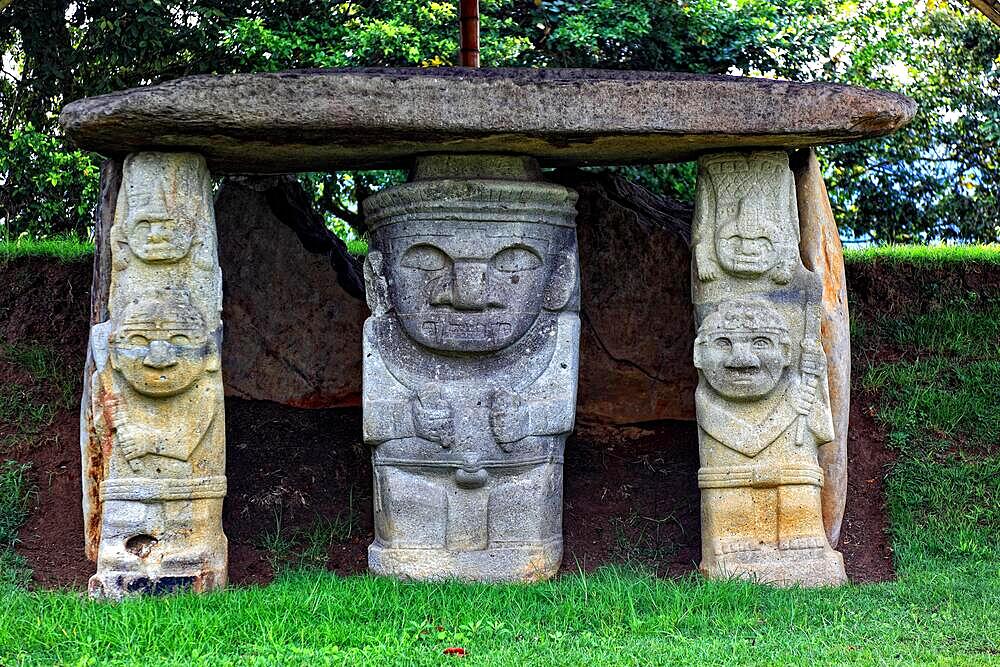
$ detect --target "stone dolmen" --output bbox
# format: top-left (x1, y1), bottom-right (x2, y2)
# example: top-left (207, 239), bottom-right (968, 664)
top-left (59, 68), bottom-right (914, 597)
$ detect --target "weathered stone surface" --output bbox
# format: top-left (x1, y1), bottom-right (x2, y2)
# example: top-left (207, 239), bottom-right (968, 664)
top-left (59, 68), bottom-right (916, 174)
top-left (691, 151), bottom-right (846, 587)
top-left (85, 152), bottom-right (227, 599)
top-left (793, 149), bottom-right (850, 549)
top-left (215, 177), bottom-right (366, 408)
top-left (551, 169), bottom-right (697, 424)
top-left (81, 158), bottom-right (121, 561)
top-left (362, 155), bottom-right (579, 581)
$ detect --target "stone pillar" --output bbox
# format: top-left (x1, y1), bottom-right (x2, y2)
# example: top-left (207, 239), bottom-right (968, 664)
top-left (691, 151), bottom-right (847, 587)
top-left (85, 152), bottom-right (227, 599)
top-left (361, 155), bottom-right (579, 581)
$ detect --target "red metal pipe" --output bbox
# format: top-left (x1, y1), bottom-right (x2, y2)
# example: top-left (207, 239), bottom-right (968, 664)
top-left (460, 0), bottom-right (480, 67)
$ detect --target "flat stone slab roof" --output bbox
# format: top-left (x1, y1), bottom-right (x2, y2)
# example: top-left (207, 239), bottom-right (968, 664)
top-left (60, 68), bottom-right (915, 173)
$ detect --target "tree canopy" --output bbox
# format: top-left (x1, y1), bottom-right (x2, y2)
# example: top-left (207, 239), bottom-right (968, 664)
top-left (1, 0), bottom-right (998, 243)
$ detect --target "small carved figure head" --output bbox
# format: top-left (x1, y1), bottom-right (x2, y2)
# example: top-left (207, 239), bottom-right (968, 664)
top-left (119, 153), bottom-right (205, 263)
top-left (715, 197), bottom-right (783, 278)
top-left (694, 298), bottom-right (792, 402)
top-left (363, 178), bottom-right (578, 353)
top-left (700, 152), bottom-right (797, 284)
top-left (110, 289), bottom-right (217, 397)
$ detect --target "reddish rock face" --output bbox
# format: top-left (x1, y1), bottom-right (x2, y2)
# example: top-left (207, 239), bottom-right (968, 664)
top-left (215, 178), bottom-right (366, 409)
top-left (215, 171), bottom-right (699, 425)
top-left (558, 171), bottom-right (698, 424)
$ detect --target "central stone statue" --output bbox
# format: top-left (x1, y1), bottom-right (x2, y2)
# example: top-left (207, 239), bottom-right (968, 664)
top-left (361, 155), bottom-right (580, 581)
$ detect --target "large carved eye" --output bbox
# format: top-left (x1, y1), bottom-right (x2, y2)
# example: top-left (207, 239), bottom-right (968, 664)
top-left (714, 337), bottom-right (732, 351)
top-left (128, 334), bottom-right (149, 347)
top-left (752, 337), bottom-right (773, 350)
top-left (170, 334), bottom-right (192, 346)
top-left (492, 246), bottom-right (542, 272)
top-left (401, 244), bottom-right (449, 271)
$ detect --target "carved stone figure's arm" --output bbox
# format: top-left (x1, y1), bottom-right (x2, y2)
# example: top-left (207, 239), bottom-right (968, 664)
top-left (491, 314), bottom-right (580, 446)
top-left (361, 319), bottom-right (417, 446)
top-left (522, 388), bottom-right (576, 439)
top-left (692, 179), bottom-right (719, 282)
top-left (806, 369), bottom-right (836, 446)
top-left (108, 382), bottom-right (218, 464)
top-left (152, 382), bottom-right (219, 461)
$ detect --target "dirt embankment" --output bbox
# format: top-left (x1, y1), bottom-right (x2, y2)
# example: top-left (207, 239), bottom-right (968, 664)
top-left (6, 255), bottom-right (988, 589)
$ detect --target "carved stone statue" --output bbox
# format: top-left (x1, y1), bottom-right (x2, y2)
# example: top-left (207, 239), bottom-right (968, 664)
top-left (85, 152), bottom-right (226, 599)
top-left (694, 152), bottom-right (798, 291)
top-left (692, 151), bottom-right (846, 586)
top-left (361, 155), bottom-right (579, 581)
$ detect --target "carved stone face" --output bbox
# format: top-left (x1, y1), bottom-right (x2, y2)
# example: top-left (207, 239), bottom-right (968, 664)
top-left (698, 330), bottom-right (790, 401)
top-left (716, 199), bottom-right (782, 278)
top-left (695, 300), bottom-right (791, 402)
top-left (382, 223), bottom-right (559, 353)
top-left (110, 292), bottom-right (211, 397)
top-left (123, 162), bottom-right (196, 263)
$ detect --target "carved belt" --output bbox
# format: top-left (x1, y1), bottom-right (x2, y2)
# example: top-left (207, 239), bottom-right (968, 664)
top-left (698, 464), bottom-right (823, 489)
top-left (100, 476), bottom-right (227, 501)
top-left (374, 454), bottom-right (563, 469)
top-left (375, 454), bottom-right (562, 489)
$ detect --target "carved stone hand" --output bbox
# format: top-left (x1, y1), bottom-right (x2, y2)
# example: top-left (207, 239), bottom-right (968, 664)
top-left (411, 387), bottom-right (456, 449)
top-left (697, 257), bottom-right (720, 282)
top-left (490, 387), bottom-right (530, 448)
top-left (800, 341), bottom-right (825, 378)
top-left (116, 425), bottom-right (156, 470)
top-left (771, 262), bottom-right (793, 285)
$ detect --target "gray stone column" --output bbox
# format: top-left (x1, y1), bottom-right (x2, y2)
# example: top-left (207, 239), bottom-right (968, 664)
top-left (361, 155), bottom-right (580, 581)
top-left (691, 151), bottom-right (847, 587)
top-left (84, 152), bottom-right (227, 599)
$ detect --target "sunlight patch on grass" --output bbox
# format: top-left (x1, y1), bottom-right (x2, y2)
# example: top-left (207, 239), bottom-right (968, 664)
top-left (844, 243), bottom-right (1000, 265)
top-left (0, 236), bottom-right (94, 262)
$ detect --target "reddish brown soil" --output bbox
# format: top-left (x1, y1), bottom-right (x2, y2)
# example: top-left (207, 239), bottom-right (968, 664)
top-left (13, 399), bottom-right (896, 588)
top-left (838, 393), bottom-right (896, 582)
top-left (1, 257), bottom-right (93, 588)
top-left (2, 255), bottom-right (938, 589)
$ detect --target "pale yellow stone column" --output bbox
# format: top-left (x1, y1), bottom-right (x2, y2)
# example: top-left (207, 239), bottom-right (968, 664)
top-left (85, 152), bottom-right (227, 599)
top-left (691, 151), bottom-right (847, 587)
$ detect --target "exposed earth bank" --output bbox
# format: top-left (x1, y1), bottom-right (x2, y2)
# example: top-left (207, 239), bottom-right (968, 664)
top-left (5, 254), bottom-right (988, 589)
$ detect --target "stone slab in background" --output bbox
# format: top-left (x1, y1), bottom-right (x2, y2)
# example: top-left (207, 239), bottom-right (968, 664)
top-left (60, 68), bottom-right (915, 173)
top-left (793, 149), bottom-right (851, 548)
top-left (217, 170), bottom-right (698, 424)
top-left (553, 169), bottom-right (697, 424)
top-left (215, 178), bottom-right (367, 408)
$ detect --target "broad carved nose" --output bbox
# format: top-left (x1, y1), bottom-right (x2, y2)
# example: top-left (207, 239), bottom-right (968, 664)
top-left (450, 261), bottom-right (489, 311)
top-left (737, 238), bottom-right (760, 256)
top-left (146, 220), bottom-right (172, 242)
top-left (725, 342), bottom-right (760, 370)
top-left (144, 340), bottom-right (178, 369)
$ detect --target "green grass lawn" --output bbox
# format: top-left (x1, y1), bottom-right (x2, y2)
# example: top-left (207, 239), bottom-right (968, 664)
top-left (0, 247), bottom-right (998, 665)
top-left (0, 237), bottom-right (94, 263)
top-left (844, 243), bottom-right (1000, 266)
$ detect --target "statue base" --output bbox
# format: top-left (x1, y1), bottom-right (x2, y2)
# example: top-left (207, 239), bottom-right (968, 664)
top-left (88, 565), bottom-right (226, 601)
top-left (700, 547), bottom-right (846, 588)
top-left (369, 540), bottom-right (562, 582)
